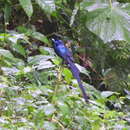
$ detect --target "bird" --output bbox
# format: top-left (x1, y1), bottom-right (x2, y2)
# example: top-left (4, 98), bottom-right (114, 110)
top-left (52, 38), bottom-right (89, 102)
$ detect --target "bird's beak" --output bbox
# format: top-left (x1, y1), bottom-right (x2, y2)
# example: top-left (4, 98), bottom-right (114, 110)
top-left (51, 38), bottom-right (55, 43)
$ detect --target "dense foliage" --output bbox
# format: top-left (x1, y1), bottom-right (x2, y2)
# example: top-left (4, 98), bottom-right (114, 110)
top-left (0, 0), bottom-right (130, 129)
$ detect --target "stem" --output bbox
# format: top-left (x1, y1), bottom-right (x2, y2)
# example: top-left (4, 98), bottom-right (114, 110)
top-left (52, 117), bottom-right (65, 130)
top-left (109, 0), bottom-right (112, 8)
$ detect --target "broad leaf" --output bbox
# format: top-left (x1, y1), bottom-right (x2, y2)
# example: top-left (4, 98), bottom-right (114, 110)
top-left (35, 0), bottom-right (55, 14)
top-left (28, 55), bottom-right (55, 70)
top-left (39, 47), bottom-right (55, 55)
top-left (13, 43), bottom-right (26, 57)
top-left (0, 33), bottom-right (11, 41)
top-left (17, 26), bottom-right (49, 44)
top-left (82, 2), bottom-right (130, 43)
top-left (0, 49), bottom-right (14, 59)
top-left (4, 3), bottom-right (12, 23)
top-left (75, 63), bottom-right (90, 76)
top-left (63, 68), bottom-right (73, 83)
top-left (43, 104), bottom-right (56, 115)
top-left (0, 49), bottom-right (15, 66)
top-left (8, 32), bottom-right (28, 43)
top-left (1, 67), bottom-right (19, 75)
top-left (101, 91), bottom-right (115, 98)
top-left (31, 31), bottom-right (49, 44)
top-left (19, 0), bottom-right (33, 18)
top-left (80, 0), bottom-right (107, 11)
top-left (43, 121), bottom-right (56, 130)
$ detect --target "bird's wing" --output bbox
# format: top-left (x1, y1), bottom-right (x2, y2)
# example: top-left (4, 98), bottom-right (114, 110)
top-left (54, 44), bottom-right (67, 59)
top-left (66, 48), bottom-right (74, 62)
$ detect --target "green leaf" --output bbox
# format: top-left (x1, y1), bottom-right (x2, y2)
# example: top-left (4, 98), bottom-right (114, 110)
top-left (17, 26), bottom-right (49, 44)
top-left (19, 0), bottom-right (33, 18)
top-left (0, 49), bottom-right (15, 66)
top-left (8, 32), bottom-right (28, 43)
top-left (37, 61), bottom-right (55, 70)
top-left (101, 91), bottom-right (115, 98)
top-left (43, 104), bottom-right (56, 115)
top-left (63, 68), bottom-right (73, 83)
top-left (35, 0), bottom-right (55, 14)
top-left (75, 63), bottom-right (90, 76)
top-left (39, 47), bottom-right (55, 55)
top-left (28, 55), bottom-right (55, 70)
top-left (58, 102), bottom-right (70, 115)
top-left (85, 2), bottom-right (130, 43)
top-left (31, 31), bottom-right (49, 44)
top-left (13, 43), bottom-right (26, 57)
top-left (4, 3), bottom-right (11, 24)
top-left (43, 121), bottom-right (56, 130)
top-left (51, 57), bottom-right (62, 65)
top-left (1, 67), bottom-right (19, 75)
top-left (0, 33), bottom-right (11, 41)
top-left (0, 49), bottom-right (14, 59)
top-left (17, 26), bottom-right (31, 34)
top-left (80, 0), bottom-right (108, 11)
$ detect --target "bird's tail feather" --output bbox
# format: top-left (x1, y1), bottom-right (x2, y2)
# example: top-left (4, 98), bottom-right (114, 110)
top-left (67, 58), bottom-right (89, 102)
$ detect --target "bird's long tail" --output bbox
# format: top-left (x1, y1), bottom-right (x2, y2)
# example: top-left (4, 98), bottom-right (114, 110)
top-left (66, 58), bottom-right (89, 102)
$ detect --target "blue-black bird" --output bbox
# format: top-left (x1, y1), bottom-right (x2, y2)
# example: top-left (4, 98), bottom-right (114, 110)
top-left (52, 38), bottom-right (89, 102)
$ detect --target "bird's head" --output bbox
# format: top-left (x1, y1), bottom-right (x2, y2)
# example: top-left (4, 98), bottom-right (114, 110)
top-left (51, 38), bottom-right (63, 46)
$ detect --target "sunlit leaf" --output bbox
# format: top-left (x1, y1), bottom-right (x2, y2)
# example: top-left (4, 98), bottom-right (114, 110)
top-left (0, 117), bottom-right (8, 123)
top-left (31, 31), bottom-right (49, 44)
top-left (37, 61), bottom-right (55, 70)
top-left (13, 43), bottom-right (26, 57)
top-left (83, 2), bottom-right (130, 43)
top-left (8, 32), bottom-right (28, 43)
top-left (101, 91), bottom-right (115, 98)
top-left (28, 55), bottom-right (55, 70)
top-left (63, 68), bottom-right (73, 83)
top-left (1, 67), bottom-right (19, 75)
top-left (35, 0), bottom-right (55, 13)
top-left (0, 33), bottom-right (10, 41)
top-left (0, 49), bottom-right (14, 59)
top-left (58, 102), bottom-right (70, 115)
top-left (80, 0), bottom-right (108, 11)
top-left (23, 66), bottom-right (32, 73)
top-left (0, 83), bottom-right (8, 89)
top-left (75, 63), bottom-right (90, 76)
top-left (28, 55), bottom-right (54, 64)
top-left (43, 104), bottom-right (56, 115)
top-left (17, 26), bottom-right (49, 44)
top-left (126, 95), bottom-right (130, 100)
top-left (51, 57), bottom-right (62, 65)
top-left (39, 47), bottom-right (55, 56)
top-left (43, 121), bottom-right (56, 130)
top-left (19, 0), bottom-right (33, 18)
